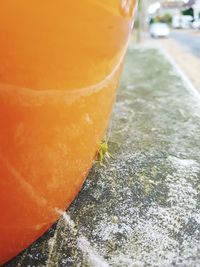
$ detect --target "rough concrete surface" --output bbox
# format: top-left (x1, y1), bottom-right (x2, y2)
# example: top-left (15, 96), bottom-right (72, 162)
top-left (4, 46), bottom-right (200, 267)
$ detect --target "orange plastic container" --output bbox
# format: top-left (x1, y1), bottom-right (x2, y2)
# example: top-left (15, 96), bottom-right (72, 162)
top-left (0, 0), bottom-right (136, 264)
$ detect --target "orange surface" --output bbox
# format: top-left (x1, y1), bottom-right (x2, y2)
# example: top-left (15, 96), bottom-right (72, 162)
top-left (0, 0), bottom-right (136, 264)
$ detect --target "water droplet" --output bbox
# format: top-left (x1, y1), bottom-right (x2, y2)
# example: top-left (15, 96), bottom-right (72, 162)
top-left (120, 0), bottom-right (136, 18)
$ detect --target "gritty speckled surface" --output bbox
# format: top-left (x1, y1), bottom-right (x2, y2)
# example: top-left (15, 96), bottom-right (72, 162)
top-left (5, 47), bottom-right (200, 267)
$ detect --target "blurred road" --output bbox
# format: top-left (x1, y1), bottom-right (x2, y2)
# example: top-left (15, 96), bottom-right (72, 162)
top-left (171, 30), bottom-right (200, 58)
top-left (132, 29), bottom-right (200, 91)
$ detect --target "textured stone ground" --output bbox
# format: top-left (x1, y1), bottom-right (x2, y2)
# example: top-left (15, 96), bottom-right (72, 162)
top-left (5, 46), bottom-right (200, 267)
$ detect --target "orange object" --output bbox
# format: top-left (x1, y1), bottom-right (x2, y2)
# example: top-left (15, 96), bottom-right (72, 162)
top-left (0, 0), bottom-right (136, 264)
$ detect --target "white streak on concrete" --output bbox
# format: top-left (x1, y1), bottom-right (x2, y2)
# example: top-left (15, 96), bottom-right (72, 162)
top-left (55, 209), bottom-right (110, 267)
top-left (78, 236), bottom-right (110, 267)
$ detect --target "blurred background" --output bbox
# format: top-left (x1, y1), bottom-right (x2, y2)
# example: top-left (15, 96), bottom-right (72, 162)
top-left (132, 0), bottom-right (200, 91)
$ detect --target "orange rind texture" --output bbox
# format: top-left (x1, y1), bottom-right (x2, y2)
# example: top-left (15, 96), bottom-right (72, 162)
top-left (0, 0), bottom-right (136, 264)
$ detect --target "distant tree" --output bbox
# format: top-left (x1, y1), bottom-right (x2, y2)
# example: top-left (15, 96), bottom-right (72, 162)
top-left (150, 14), bottom-right (172, 25)
top-left (182, 7), bottom-right (194, 18)
top-left (160, 13), bottom-right (172, 25)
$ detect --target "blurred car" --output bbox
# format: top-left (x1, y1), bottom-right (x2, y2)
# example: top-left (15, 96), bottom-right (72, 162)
top-left (181, 15), bottom-right (193, 29)
top-left (172, 15), bottom-right (182, 29)
top-left (172, 15), bottom-right (193, 29)
top-left (192, 20), bottom-right (200, 29)
top-left (149, 23), bottom-right (170, 38)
